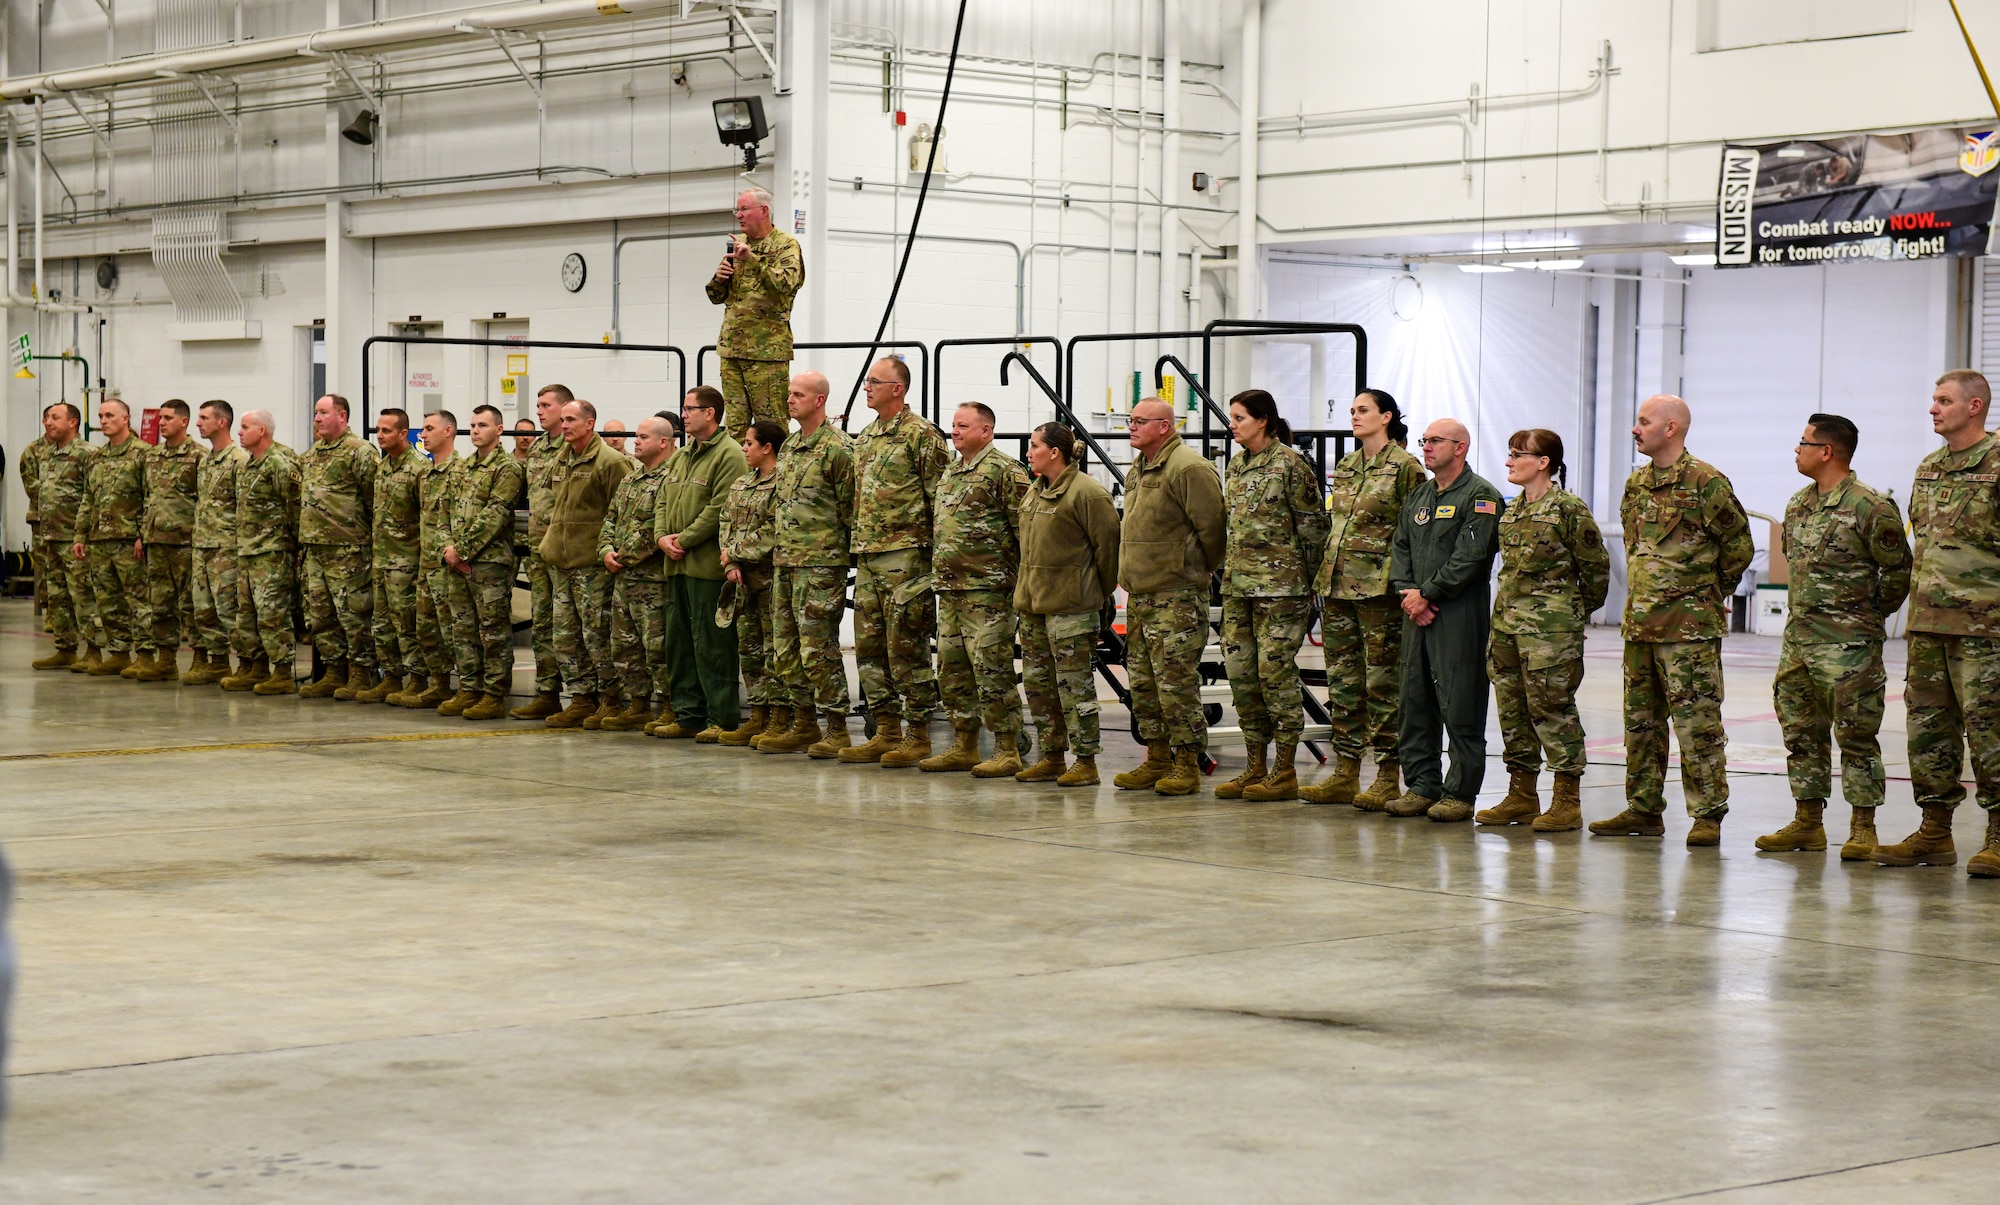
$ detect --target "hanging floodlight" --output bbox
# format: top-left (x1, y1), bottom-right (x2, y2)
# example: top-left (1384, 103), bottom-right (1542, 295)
top-left (713, 96), bottom-right (769, 171)
top-left (341, 109), bottom-right (378, 146)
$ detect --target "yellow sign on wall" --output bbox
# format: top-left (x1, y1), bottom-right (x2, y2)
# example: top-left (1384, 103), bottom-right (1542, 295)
top-left (506, 353), bottom-right (529, 376)
top-left (501, 376), bottom-right (518, 395)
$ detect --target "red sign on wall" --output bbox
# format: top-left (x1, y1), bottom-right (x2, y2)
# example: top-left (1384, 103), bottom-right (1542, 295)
top-left (140, 407), bottom-right (161, 445)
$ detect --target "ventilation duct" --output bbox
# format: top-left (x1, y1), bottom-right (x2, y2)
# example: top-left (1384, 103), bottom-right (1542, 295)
top-left (151, 0), bottom-right (257, 340)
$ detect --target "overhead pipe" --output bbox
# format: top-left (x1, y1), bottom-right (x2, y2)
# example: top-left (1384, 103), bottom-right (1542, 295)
top-left (1236, 0), bottom-right (1259, 320)
top-left (3, 116), bottom-right (38, 307)
top-left (1159, 0), bottom-right (1182, 330)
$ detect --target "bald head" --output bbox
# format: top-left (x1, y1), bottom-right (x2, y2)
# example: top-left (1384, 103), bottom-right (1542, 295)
top-left (1633, 394), bottom-right (1691, 465)
top-left (1419, 418), bottom-right (1471, 481)
top-left (1128, 397), bottom-right (1177, 459)
top-left (633, 415), bottom-right (675, 467)
top-left (788, 370), bottom-right (831, 429)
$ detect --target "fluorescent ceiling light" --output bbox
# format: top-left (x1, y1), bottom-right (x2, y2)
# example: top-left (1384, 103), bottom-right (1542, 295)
top-left (1501, 258), bottom-right (1586, 271)
top-left (1459, 263), bottom-right (1514, 273)
top-left (1671, 252), bottom-right (1718, 266)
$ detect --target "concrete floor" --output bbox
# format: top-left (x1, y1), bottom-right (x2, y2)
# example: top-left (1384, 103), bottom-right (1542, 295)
top-left (2, 596), bottom-right (1997, 1202)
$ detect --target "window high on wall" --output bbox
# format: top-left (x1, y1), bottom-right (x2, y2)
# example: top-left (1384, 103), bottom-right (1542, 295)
top-left (1697, 0), bottom-right (1910, 52)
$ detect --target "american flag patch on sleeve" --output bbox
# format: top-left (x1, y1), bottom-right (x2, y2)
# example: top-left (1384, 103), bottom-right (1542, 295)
top-left (1473, 499), bottom-right (1497, 515)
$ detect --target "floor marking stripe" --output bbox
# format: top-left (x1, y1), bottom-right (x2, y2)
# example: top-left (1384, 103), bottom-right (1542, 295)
top-left (0, 727), bottom-right (558, 763)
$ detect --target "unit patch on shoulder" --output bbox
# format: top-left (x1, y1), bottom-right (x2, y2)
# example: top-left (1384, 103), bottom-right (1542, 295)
top-left (1414, 506), bottom-right (1432, 525)
top-left (1435, 505), bottom-right (1456, 519)
top-left (1473, 499), bottom-right (1497, 515)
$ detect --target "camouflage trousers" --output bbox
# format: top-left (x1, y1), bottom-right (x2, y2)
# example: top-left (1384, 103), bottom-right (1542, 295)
top-left (1221, 595), bottom-right (1310, 746)
top-left (772, 565), bottom-right (851, 714)
top-left (191, 547), bottom-right (247, 659)
top-left (936, 589), bottom-right (1026, 736)
top-left (1904, 632), bottom-right (2000, 813)
top-left (1489, 629), bottom-right (1588, 776)
top-left (83, 539), bottom-right (148, 653)
top-left (1020, 610), bottom-right (1101, 756)
top-left (413, 567), bottom-right (455, 684)
top-left (719, 356), bottom-right (791, 439)
top-left (36, 538), bottom-right (84, 650)
top-left (1773, 637), bottom-right (1886, 809)
top-left (146, 543), bottom-right (194, 652)
top-left (1127, 588), bottom-right (1210, 749)
top-left (239, 551), bottom-right (298, 672)
top-left (444, 559), bottom-right (516, 695)
top-left (525, 551), bottom-right (562, 693)
top-left (608, 574), bottom-right (670, 706)
top-left (301, 545), bottom-right (375, 670)
top-left (1321, 595), bottom-right (1404, 761)
top-left (549, 563), bottom-right (615, 697)
top-left (733, 565), bottom-right (777, 705)
top-left (854, 548), bottom-right (939, 726)
top-left (1624, 639), bottom-right (1729, 819)
top-left (371, 561), bottom-right (420, 679)
top-left (27, 525), bottom-right (46, 629)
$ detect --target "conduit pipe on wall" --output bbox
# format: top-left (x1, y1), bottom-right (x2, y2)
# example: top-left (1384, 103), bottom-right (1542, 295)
top-left (1159, 0), bottom-right (1182, 330)
top-left (1236, 0), bottom-right (1259, 320)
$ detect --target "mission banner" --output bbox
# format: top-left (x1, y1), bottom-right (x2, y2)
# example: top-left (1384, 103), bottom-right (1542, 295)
top-left (1715, 126), bottom-right (1999, 267)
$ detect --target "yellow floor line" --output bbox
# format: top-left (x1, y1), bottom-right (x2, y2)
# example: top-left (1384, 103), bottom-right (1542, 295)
top-left (1, 727), bottom-right (558, 763)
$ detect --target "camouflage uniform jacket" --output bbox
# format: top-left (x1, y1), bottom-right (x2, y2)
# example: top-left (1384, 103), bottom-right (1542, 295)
top-left (704, 230), bottom-right (805, 361)
top-left (449, 446), bottom-right (527, 566)
top-left (1619, 451), bottom-right (1754, 643)
top-left (721, 468), bottom-right (779, 568)
top-left (1783, 471), bottom-right (1910, 644)
top-left (236, 447), bottom-right (301, 556)
top-left (371, 445), bottom-right (426, 568)
top-left (141, 437), bottom-right (201, 545)
top-left (419, 451), bottom-right (458, 569)
top-left (298, 431), bottom-right (379, 547)
top-left (1905, 434), bottom-right (2000, 636)
top-left (1318, 442), bottom-right (1426, 601)
top-left (194, 443), bottom-right (250, 549)
top-left (599, 459), bottom-right (671, 582)
top-left (18, 436), bottom-right (47, 523)
top-left (1493, 486), bottom-right (1610, 639)
top-left (1222, 442), bottom-right (1329, 599)
top-left (539, 435), bottom-right (634, 569)
top-left (850, 406), bottom-right (951, 555)
top-left (37, 438), bottom-right (95, 534)
top-left (75, 436), bottom-right (150, 543)
top-left (932, 442), bottom-right (1032, 594)
top-left (525, 431), bottom-right (564, 542)
top-left (774, 420), bottom-right (855, 569)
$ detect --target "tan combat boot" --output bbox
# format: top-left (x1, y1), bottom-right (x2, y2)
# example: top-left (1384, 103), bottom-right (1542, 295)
top-left (750, 706), bottom-right (797, 751)
top-left (390, 675), bottom-right (432, 707)
top-left (1839, 806), bottom-right (1878, 862)
top-left (602, 699), bottom-right (655, 731)
top-left (253, 664), bottom-right (299, 695)
top-left (437, 688), bottom-right (480, 717)
top-left (759, 708), bottom-right (822, 755)
top-left (1966, 811), bottom-right (2000, 878)
top-left (1589, 807), bottom-right (1666, 837)
top-left (71, 644), bottom-right (102, 673)
top-left (460, 692), bottom-right (509, 721)
top-left (838, 716), bottom-right (903, 764)
top-left (1533, 772), bottom-right (1585, 832)
top-left (1476, 770), bottom-right (1543, 826)
top-left (300, 661), bottom-right (347, 699)
top-left (969, 731), bottom-right (1023, 778)
top-left (1386, 790), bottom-right (1441, 818)
top-left (32, 647), bottom-right (77, 671)
top-left (356, 672), bottom-right (402, 705)
top-left (334, 665), bottom-right (377, 701)
top-left (544, 693), bottom-right (599, 729)
top-left (1214, 741), bottom-right (1268, 800)
top-left (880, 723), bottom-right (933, 769)
top-left (1015, 748), bottom-right (1067, 783)
top-left (1428, 798), bottom-right (1475, 823)
top-left (717, 706), bottom-right (769, 747)
top-left (1352, 759), bottom-right (1402, 812)
top-left (221, 655), bottom-right (268, 692)
top-left (919, 724), bottom-right (982, 772)
top-left (1687, 815), bottom-right (1725, 847)
top-left (1756, 799), bottom-right (1827, 852)
top-left (1056, 755), bottom-right (1099, 787)
top-left (120, 650), bottom-right (151, 679)
top-left (90, 650), bottom-right (131, 677)
top-left (179, 651), bottom-right (215, 685)
top-left (1114, 741), bottom-right (1173, 790)
top-left (509, 691), bottom-right (564, 721)
top-left (807, 711), bottom-right (854, 759)
top-left (1875, 805), bottom-right (1957, 867)
top-left (582, 696), bottom-right (623, 730)
top-left (138, 650), bottom-right (180, 681)
top-left (1245, 744), bottom-right (1300, 802)
top-left (1153, 746), bottom-right (1203, 797)
top-left (1299, 755), bottom-right (1361, 806)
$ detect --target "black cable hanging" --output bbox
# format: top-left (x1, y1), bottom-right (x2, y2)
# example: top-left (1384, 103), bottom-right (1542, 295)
top-left (838, 0), bottom-right (971, 429)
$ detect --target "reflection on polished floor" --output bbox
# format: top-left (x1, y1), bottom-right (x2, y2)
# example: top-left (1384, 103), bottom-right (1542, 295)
top-left (1, 599), bottom-right (1995, 1202)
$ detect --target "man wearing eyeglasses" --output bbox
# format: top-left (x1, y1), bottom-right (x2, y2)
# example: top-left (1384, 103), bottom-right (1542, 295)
top-left (1113, 398), bottom-right (1227, 796)
top-left (1385, 419), bottom-right (1504, 823)
top-left (707, 186), bottom-right (804, 439)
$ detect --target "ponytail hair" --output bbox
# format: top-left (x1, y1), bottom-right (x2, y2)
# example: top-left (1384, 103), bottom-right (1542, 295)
top-left (1507, 428), bottom-right (1567, 489)
top-left (1033, 421), bottom-right (1078, 467)
top-left (1358, 388), bottom-right (1408, 445)
top-left (1228, 388), bottom-right (1293, 445)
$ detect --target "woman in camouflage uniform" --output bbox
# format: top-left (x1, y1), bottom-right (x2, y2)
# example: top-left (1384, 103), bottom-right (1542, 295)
top-left (716, 420), bottom-right (787, 746)
top-left (1014, 423), bottom-right (1122, 787)
top-left (1477, 429), bottom-right (1609, 831)
top-left (1216, 391), bottom-right (1329, 801)
top-left (1301, 390), bottom-right (1424, 807)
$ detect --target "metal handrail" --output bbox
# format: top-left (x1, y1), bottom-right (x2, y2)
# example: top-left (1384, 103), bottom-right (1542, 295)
top-left (359, 335), bottom-right (686, 428)
top-left (695, 340), bottom-right (932, 431)
top-left (1152, 352), bottom-right (1236, 461)
top-left (999, 351), bottom-right (1125, 492)
top-left (932, 335), bottom-right (1060, 426)
top-left (1199, 318), bottom-right (1370, 404)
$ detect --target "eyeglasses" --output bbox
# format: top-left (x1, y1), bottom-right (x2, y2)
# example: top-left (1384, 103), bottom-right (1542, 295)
top-left (1125, 415), bottom-right (1172, 430)
top-left (1418, 436), bottom-right (1464, 448)
top-left (1504, 449), bottom-right (1547, 460)
top-left (863, 378), bottom-right (901, 388)
top-left (1797, 440), bottom-right (1830, 449)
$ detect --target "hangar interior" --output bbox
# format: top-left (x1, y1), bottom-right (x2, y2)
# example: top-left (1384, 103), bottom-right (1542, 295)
top-left (3, 0), bottom-right (2000, 1200)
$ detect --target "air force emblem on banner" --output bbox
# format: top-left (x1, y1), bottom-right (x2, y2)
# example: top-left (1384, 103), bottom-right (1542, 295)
top-left (1963, 130), bottom-right (2000, 178)
top-left (1414, 506), bottom-right (1432, 525)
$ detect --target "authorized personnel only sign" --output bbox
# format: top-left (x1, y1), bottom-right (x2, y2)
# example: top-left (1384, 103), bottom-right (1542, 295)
top-left (1715, 126), bottom-right (1999, 267)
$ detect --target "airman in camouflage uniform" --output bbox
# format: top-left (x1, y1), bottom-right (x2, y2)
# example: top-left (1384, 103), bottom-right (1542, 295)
top-left (717, 421), bottom-right (783, 745)
top-left (29, 406), bottom-right (93, 670)
top-left (842, 360), bottom-right (951, 768)
top-left (138, 401), bottom-right (201, 681)
top-left (297, 395), bottom-right (380, 698)
top-left (1216, 397), bottom-right (1329, 804)
top-left (597, 419), bottom-right (673, 730)
top-left (361, 410), bottom-right (425, 703)
top-left (1757, 416), bottom-right (1910, 858)
top-left (72, 400), bottom-right (151, 676)
top-left (1305, 390), bottom-right (1427, 807)
top-left (706, 188), bottom-right (805, 436)
top-left (441, 409), bottom-right (527, 719)
top-left (539, 402), bottom-right (635, 729)
top-left (393, 413), bottom-right (458, 708)
top-left (185, 401), bottom-right (250, 684)
top-left (918, 403), bottom-right (1034, 776)
top-left (1476, 435), bottom-right (1609, 831)
top-left (760, 371), bottom-right (857, 756)
top-left (231, 410), bottom-right (302, 694)
top-left (511, 385), bottom-right (571, 719)
top-left (1881, 371), bottom-right (2000, 876)
top-left (17, 434), bottom-right (48, 624)
top-left (1593, 396), bottom-right (1753, 847)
